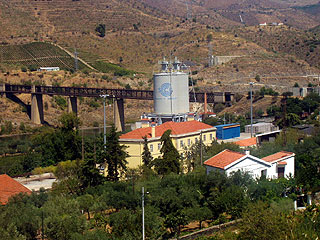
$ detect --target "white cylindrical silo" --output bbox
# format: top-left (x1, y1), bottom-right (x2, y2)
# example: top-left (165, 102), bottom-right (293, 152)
top-left (153, 71), bottom-right (189, 115)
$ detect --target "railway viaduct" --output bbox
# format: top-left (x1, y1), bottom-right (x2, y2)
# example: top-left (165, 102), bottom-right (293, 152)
top-left (0, 84), bottom-right (234, 132)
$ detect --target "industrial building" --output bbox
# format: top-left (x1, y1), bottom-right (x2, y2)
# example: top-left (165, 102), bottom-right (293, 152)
top-left (214, 123), bottom-right (240, 140)
top-left (119, 120), bottom-right (216, 169)
top-left (37, 67), bottom-right (60, 72)
top-left (245, 122), bottom-right (279, 135)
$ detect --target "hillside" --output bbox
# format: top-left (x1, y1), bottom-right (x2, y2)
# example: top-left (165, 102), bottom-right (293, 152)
top-left (139, 0), bottom-right (320, 29)
top-left (1, 0), bottom-right (320, 127)
top-left (0, 42), bottom-right (87, 71)
top-left (234, 25), bottom-right (320, 69)
top-left (1, 0), bottom-right (320, 73)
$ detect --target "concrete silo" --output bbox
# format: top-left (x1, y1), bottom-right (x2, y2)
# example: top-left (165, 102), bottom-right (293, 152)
top-left (135, 57), bottom-right (192, 128)
top-left (152, 58), bottom-right (189, 123)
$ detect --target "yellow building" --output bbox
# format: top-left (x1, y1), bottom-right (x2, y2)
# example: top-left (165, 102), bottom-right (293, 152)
top-left (119, 120), bottom-right (217, 168)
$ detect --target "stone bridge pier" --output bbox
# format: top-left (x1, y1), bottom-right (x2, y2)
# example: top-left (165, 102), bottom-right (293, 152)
top-left (67, 97), bottom-right (78, 115)
top-left (114, 98), bottom-right (125, 132)
top-left (31, 86), bottom-right (44, 124)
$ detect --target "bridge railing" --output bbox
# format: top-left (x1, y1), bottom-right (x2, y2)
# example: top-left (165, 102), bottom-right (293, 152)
top-left (2, 84), bottom-right (234, 103)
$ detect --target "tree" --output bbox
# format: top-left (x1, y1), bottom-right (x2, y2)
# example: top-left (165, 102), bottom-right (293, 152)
top-left (77, 194), bottom-right (94, 220)
top-left (238, 201), bottom-right (290, 240)
top-left (43, 197), bottom-right (87, 240)
top-left (0, 193), bottom-right (41, 240)
top-left (142, 136), bottom-right (152, 167)
top-left (153, 130), bottom-right (181, 175)
top-left (31, 113), bottom-right (81, 166)
top-left (80, 157), bottom-right (105, 189)
top-left (102, 126), bottom-right (128, 181)
top-left (95, 24), bottom-right (106, 37)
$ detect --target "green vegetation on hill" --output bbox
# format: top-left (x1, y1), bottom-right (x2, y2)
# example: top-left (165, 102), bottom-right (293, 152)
top-left (0, 42), bottom-right (86, 71)
top-left (91, 61), bottom-right (135, 76)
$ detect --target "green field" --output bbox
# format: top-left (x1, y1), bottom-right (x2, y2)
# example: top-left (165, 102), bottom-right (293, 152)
top-left (0, 42), bottom-right (86, 71)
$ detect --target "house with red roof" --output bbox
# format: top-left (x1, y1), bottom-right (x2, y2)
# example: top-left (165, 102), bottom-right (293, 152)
top-left (0, 174), bottom-right (32, 205)
top-left (262, 151), bottom-right (295, 179)
top-left (234, 137), bottom-right (257, 148)
top-left (204, 150), bottom-right (295, 179)
top-left (120, 120), bottom-right (216, 169)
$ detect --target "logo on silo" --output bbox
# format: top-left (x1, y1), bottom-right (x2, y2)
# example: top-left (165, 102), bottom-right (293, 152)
top-left (159, 83), bottom-right (173, 97)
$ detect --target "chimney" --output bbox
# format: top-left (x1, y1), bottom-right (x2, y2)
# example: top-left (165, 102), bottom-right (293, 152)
top-left (245, 150), bottom-right (250, 155)
top-left (151, 122), bottom-right (156, 138)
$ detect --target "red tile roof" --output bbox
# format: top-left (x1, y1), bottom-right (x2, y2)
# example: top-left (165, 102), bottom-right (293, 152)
top-left (120, 120), bottom-right (214, 140)
top-left (262, 151), bottom-right (294, 163)
top-left (278, 161), bottom-right (287, 165)
top-left (204, 149), bottom-right (245, 169)
top-left (0, 174), bottom-right (32, 205)
top-left (234, 137), bottom-right (257, 147)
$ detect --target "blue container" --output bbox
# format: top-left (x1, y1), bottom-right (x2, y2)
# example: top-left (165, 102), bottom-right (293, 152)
top-left (214, 123), bottom-right (240, 140)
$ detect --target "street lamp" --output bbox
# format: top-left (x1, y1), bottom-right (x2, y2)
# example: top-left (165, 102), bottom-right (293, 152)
top-left (142, 187), bottom-right (145, 240)
top-left (99, 94), bottom-right (109, 148)
top-left (142, 187), bottom-right (149, 240)
top-left (249, 82), bottom-right (254, 138)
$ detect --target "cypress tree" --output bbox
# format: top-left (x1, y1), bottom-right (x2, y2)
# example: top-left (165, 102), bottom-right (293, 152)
top-left (104, 126), bottom-right (128, 181)
top-left (153, 130), bottom-right (181, 175)
top-left (142, 136), bottom-right (153, 167)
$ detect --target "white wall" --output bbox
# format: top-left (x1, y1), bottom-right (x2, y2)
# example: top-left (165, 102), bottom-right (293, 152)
top-left (266, 156), bottom-right (295, 179)
top-left (205, 155), bottom-right (295, 180)
top-left (225, 156), bottom-right (269, 179)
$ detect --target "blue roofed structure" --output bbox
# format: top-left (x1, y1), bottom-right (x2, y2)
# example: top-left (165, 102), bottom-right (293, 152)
top-left (214, 123), bottom-right (240, 140)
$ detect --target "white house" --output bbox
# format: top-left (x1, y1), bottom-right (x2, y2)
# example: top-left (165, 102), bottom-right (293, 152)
top-left (262, 151), bottom-right (295, 179)
top-left (204, 149), bottom-right (295, 179)
top-left (37, 67), bottom-right (60, 72)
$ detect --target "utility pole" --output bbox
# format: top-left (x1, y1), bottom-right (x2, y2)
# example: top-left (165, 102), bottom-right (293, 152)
top-left (142, 187), bottom-right (145, 240)
top-left (41, 211), bottom-right (44, 240)
top-left (99, 94), bottom-right (109, 149)
top-left (250, 82), bottom-right (254, 138)
top-left (74, 48), bottom-right (78, 72)
top-left (200, 131), bottom-right (203, 165)
top-left (82, 129), bottom-right (84, 160)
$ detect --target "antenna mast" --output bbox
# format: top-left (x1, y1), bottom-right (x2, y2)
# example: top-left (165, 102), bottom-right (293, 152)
top-left (208, 43), bottom-right (213, 67)
top-left (185, 1), bottom-right (192, 20)
top-left (74, 48), bottom-right (78, 72)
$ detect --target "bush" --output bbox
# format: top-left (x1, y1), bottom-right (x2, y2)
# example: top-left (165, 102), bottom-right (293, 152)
top-left (95, 24), bottom-right (106, 37)
top-left (19, 122), bottom-right (26, 133)
top-left (53, 96), bottom-right (67, 109)
top-left (213, 103), bottom-right (225, 113)
top-left (32, 165), bottom-right (57, 175)
top-left (88, 99), bottom-right (100, 109)
top-left (125, 84), bottom-right (131, 90)
top-left (1, 121), bottom-right (14, 134)
top-left (28, 65), bottom-right (37, 72)
top-left (92, 61), bottom-right (134, 76)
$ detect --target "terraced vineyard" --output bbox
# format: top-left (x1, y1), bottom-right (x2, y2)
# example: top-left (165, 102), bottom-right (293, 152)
top-left (0, 42), bottom-right (85, 71)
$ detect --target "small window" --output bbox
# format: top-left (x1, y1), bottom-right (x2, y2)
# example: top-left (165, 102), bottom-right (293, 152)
top-left (150, 144), bottom-right (153, 152)
top-left (180, 140), bottom-right (184, 148)
top-left (158, 143), bottom-right (161, 150)
top-left (188, 139), bottom-right (191, 146)
top-left (203, 134), bottom-right (206, 141)
top-left (261, 169), bottom-right (267, 177)
top-left (195, 138), bottom-right (198, 143)
top-left (210, 134), bottom-right (213, 140)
